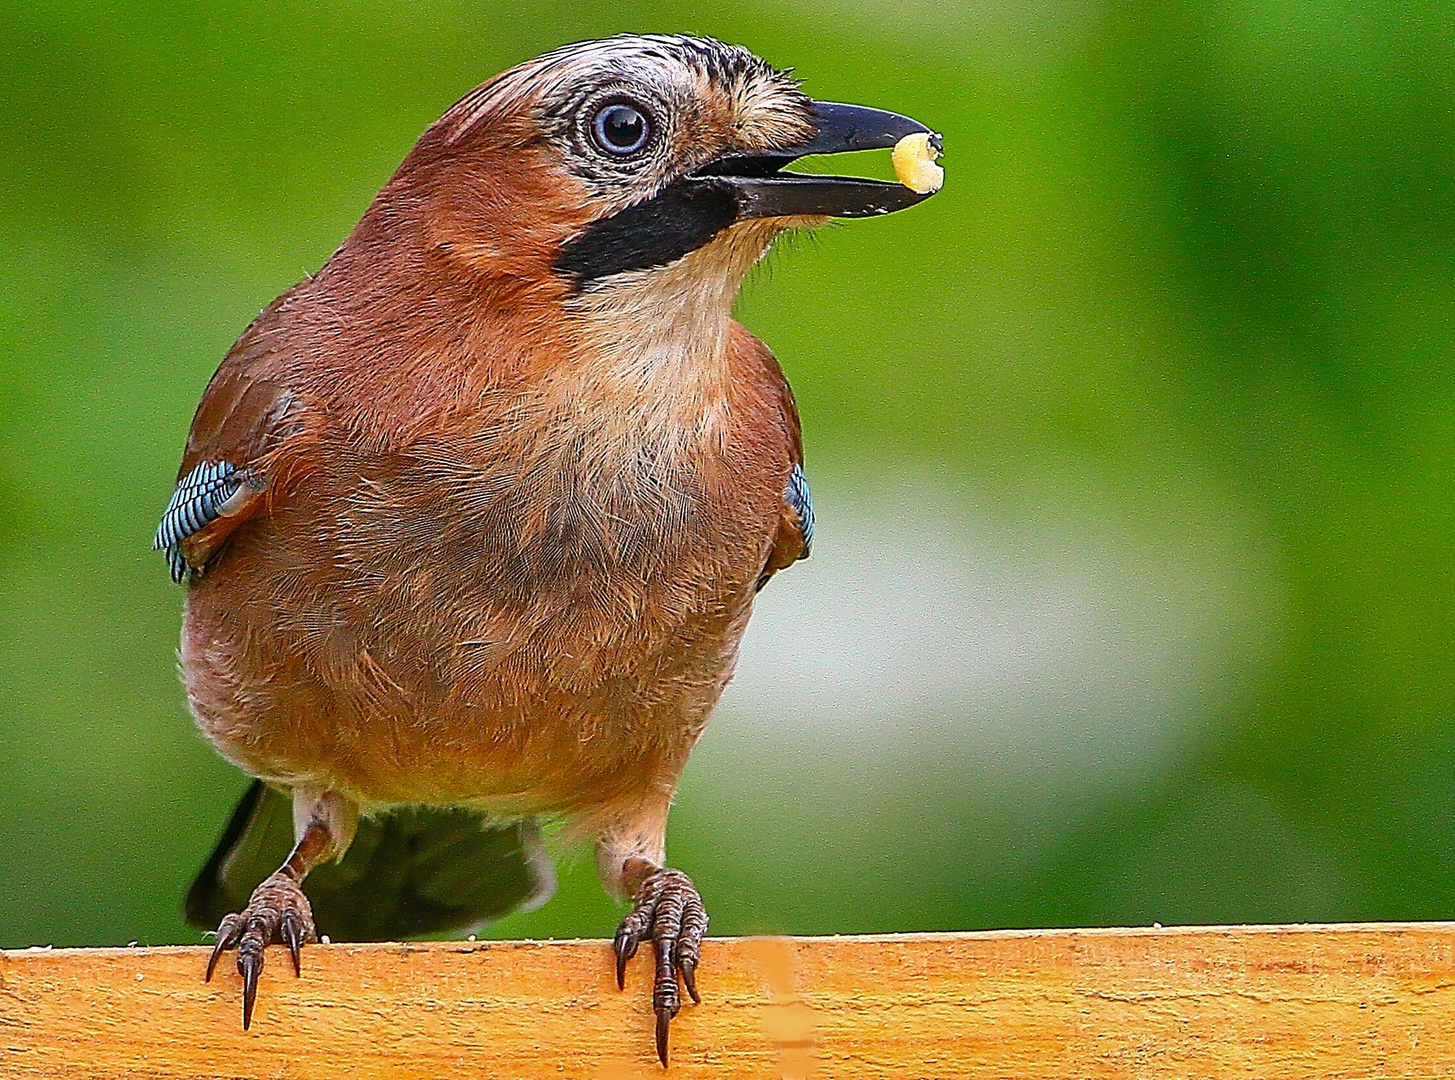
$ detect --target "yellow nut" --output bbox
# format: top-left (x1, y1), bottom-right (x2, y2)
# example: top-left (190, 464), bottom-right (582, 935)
top-left (892, 132), bottom-right (944, 195)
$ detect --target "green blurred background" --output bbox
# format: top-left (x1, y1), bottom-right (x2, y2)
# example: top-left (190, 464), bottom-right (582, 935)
top-left (3, 0), bottom-right (1454, 949)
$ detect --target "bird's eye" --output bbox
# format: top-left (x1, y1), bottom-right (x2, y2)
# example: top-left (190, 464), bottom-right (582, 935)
top-left (591, 102), bottom-right (651, 155)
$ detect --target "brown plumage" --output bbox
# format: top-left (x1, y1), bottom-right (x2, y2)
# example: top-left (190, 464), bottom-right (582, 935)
top-left (158, 34), bottom-right (938, 1065)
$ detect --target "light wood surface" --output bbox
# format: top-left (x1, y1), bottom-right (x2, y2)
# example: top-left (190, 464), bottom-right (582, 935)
top-left (4, 923), bottom-right (1455, 1078)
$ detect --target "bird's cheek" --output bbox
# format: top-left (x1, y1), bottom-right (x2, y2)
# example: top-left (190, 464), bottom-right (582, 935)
top-left (424, 152), bottom-right (596, 273)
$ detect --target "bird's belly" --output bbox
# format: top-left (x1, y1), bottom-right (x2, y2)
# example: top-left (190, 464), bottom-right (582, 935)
top-left (179, 479), bottom-right (769, 817)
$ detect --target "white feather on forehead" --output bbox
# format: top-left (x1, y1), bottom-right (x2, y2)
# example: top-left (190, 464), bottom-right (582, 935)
top-left (441, 34), bottom-right (804, 147)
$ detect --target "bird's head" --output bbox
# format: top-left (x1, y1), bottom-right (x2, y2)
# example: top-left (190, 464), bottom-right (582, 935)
top-left (359, 34), bottom-right (939, 328)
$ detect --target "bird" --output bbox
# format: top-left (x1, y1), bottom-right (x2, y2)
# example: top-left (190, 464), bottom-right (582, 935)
top-left (155, 33), bottom-right (939, 1066)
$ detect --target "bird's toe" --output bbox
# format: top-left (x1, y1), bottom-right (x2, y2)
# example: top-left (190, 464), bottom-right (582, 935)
top-left (201, 871), bottom-right (316, 1030)
top-left (613, 867), bottom-right (708, 1067)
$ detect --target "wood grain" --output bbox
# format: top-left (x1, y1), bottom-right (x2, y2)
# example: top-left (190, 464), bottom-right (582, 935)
top-left (4, 924), bottom-right (1455, 1078)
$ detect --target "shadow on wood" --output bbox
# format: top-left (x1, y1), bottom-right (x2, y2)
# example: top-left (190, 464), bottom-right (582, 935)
top-left (4, 923), bottom-right (1455, 1078)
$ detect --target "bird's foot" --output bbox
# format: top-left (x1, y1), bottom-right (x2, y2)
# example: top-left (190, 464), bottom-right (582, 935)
top-left (204, 871), bottom-right (316, 1030)
top-left (613, 867), bottom-right (708, 1067)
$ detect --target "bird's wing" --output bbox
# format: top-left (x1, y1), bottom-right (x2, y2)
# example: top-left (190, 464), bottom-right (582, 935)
top-left (729, 322), bottom-right (813, 590)
top-left (154, 306), bottom-right (305, 583)
top-left (187, 781), bottom-right (557, 941)
top-left (784, 460), bottom-right (815, 557)
top-left (762, 413), bottom-right (813, 580)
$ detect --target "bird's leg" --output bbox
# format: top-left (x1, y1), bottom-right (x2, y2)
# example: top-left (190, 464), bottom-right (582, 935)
top-left (611, 855), bottom-right (709, 1067)
top-left (205, 789), bottom-right (356, 1029)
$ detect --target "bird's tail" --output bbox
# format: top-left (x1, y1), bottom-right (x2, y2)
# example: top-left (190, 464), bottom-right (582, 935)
top-left (186, 781), bottom-right (556, 941)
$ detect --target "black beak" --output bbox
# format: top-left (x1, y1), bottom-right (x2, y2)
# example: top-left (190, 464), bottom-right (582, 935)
top-left (692, 101), bottom-right (943, 219)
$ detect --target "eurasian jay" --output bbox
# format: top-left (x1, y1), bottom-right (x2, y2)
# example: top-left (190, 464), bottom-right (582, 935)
top-left (156, 33), bottom-right (939, 1064)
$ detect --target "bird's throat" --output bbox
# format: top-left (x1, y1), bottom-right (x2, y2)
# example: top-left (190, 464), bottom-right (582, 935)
top-left (562, 221), bottom-right (782, 408)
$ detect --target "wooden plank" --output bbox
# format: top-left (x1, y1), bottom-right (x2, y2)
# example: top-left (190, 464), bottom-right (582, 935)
top-left (3, 924), bottom-right (1455, 1078)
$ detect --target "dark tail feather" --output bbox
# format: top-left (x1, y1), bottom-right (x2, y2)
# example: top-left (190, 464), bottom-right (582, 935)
top-left (187, 781), bottom-right (556, 941)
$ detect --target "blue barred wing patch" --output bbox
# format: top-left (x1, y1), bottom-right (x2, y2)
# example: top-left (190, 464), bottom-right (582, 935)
top-left (154, 460), bottom-right (241, 584)
top-left (786, 463), bottom-right (814, 558)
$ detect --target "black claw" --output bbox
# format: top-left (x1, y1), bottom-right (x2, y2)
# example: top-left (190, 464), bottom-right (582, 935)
top-left (205, 937), bottom-right (227, 983)
top-left (238, 949), bottom-right (261, 1031)
top-left (282, 913), bottom-right (303, 976)
top-left (614, 929), bottom-right (639, 989)
top-left (655, 1007), bottom-right (672, 1068)
top-left (205, 915), bottom-right (240, 982)
top-left (681, 959), bottom-right (700, 1004)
